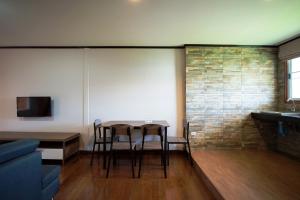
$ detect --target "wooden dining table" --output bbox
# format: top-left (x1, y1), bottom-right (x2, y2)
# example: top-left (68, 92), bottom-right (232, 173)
top-left (100, 120), bottom-right (170, 169)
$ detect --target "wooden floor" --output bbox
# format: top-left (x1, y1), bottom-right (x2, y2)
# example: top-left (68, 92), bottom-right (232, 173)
top-left (192, 150), bottom-right (300, 200)
top-left (55, 153), bottom-right (214, 200)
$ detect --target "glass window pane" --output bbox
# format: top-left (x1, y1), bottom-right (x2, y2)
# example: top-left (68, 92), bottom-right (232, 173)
top-left (292, 71), bottom-right (300, 79)
top-left (291, 57), bottom-right (300, 72)
top-left (291, 78), bottom-right (300, 98)
top-left (288, 57), bottom-right (300, 99)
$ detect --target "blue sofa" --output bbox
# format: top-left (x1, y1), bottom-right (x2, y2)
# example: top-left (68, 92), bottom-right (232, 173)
top-left (0, 139), bottom-right (61, 200)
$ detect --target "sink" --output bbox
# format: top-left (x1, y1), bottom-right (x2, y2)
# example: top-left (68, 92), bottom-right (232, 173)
top-left (260, 111), bottom-right (281, 115)
top-left (281, 112), bottom-right (300, 117)
top-left (259, 111), bottom-right (300, 117)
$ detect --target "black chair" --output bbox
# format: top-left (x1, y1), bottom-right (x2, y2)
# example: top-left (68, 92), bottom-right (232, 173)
top-left (106, 124), bottom-right (136, 178)
top-left (167, 120), bottom-right (192, 166)
top-left (138, 124), bottom-right (167, 178)
top-left (90, 119), bottom-right (111, 166)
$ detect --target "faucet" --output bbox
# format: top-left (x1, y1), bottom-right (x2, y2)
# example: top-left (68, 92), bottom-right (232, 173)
top-left (287, 98), bottom-right (296, 112)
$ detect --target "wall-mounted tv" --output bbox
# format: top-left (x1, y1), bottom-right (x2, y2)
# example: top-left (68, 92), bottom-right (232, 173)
top-left (17, 96), bottom-right (52, 117)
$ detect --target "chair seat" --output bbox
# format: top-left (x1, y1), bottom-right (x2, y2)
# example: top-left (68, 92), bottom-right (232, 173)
top-left (112, 142), bottom-right (136, 150)
top-left (97, 137), bottom-right (137, 143)
top-left (115, 135), bottom-right (139, 143)
top-left (95, 137), bottom-right (111, 143)
top-left (136, 141), bottom-right (163, 150)
top-left (167, 136), bottom-right (187, 144)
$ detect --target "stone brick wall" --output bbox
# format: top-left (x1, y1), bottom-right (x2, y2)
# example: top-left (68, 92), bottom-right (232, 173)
top-left (186, 46), bottom-right (278, 149)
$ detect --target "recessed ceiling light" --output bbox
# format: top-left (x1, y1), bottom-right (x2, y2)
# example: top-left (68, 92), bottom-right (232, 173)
top-left (129, 0), bottom-right (140, 3)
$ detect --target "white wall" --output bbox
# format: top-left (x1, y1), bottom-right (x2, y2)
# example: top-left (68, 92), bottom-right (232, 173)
top-left (0, 48), bottom-right (184, 149)
top-left (0, 49), bottom-right (85, 132)
top-left (279, 38), bottom-right (300, 60)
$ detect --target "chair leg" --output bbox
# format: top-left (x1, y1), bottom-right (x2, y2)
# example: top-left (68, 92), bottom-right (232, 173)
top-left (163, 153), bottom-right (167, 178)
top-left (184, 144), bottom-right (189, 159)
top-left (167, 143), bottom-right (170, 166)
top-left (134, 146), bottom-right (137, 166)
top-left (163, 148), bottom-right (167, 178)
top-left (161, 151), bottom-right (164, 166)
top-left (138, 149), bottom-right (143, 178)
top-left (130, 148), bottom-right (135, 178)
top-left (187, 141), bottom-right (193, 166)
top-left (97, 143), bottom-right (101, 161)
top-left (90, 143), bottom-right (96, 166)
top-left (138, 138), bottom-right (145, 178)
top-left (128, 135), bottom-right (135, 178)
top-left (160, 137), bottom-right (164, 166)
top-left (106, 141), bottom-right (114, 178)
top-left (161, 135), bottom-right (167, 178)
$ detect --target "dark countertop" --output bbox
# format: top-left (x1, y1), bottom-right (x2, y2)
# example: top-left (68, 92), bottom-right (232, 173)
top-left (251, 112), bottom-right (300, 123)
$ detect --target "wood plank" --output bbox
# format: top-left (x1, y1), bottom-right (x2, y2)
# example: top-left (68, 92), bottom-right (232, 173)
top-left (55, 153), bottom-right (213, 200)
top-left (192, 150), bottom-right (300, 200)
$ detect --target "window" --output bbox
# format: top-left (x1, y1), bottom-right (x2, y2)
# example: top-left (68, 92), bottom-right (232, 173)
top-left (287, 57), bottom-right (300, 100)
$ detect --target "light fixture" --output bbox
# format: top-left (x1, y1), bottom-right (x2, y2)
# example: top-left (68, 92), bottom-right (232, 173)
top-left (129, 0), bottom-right (140, 3)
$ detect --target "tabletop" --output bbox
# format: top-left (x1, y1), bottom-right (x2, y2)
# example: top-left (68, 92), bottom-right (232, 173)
top-left (101, 120), bottom-right (170, 128)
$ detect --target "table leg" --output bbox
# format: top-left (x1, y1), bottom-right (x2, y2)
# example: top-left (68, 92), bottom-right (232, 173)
top-left (164, 126), bottom-right (167, 178)
top-left (103, 127), bottom-right (107, 169)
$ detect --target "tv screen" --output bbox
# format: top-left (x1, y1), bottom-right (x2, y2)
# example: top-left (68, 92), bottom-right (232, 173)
top-left (17, 97), bottom-right (51, 117)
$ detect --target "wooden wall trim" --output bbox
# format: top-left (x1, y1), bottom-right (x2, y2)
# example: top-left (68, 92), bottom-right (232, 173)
top-left (0, 44), bottom-right (280, 49)
top-left (284, 60), bottom-right (289, 103)
top-left (184, 44), bottom-right (277, 48)
top-left (0, 46), bottom-right (184, 49)
top-left (277, 35), bottom-right (300, 47)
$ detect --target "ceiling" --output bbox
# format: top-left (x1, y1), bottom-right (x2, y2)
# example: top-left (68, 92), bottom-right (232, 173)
top-left (0, 0), bottom-right (300, 46)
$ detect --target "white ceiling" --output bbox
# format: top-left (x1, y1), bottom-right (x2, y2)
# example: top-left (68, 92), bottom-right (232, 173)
top-left (0, 0), bottom-right (299, 46)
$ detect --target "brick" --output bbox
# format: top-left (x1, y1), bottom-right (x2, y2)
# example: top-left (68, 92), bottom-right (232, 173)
top-left (186, 46), bottom-right (278, 149)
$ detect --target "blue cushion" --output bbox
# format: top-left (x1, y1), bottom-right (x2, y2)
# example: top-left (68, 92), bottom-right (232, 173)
top-left (42, 165), bottom-right (61, 188)
top-left (41, 177), bottom-right (60, 200)
top-left (0, 151), bottom-right (42, 200)
top-left (0, 139), bottom-right (39, 164)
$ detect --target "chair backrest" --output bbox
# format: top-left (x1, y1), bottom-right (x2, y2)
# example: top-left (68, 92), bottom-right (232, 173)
top-left (110, 124), bottom-right (134, 137)
top-left (183, 120), bottom-right (190, 140)
top-left (93, 119), bottom-right (102, 140)
top-left (141, 124), bottom-right (164, 136)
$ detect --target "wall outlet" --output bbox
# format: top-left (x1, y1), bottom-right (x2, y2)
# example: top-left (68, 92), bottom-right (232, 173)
top-left (191, 131), bottom-right (196, 136)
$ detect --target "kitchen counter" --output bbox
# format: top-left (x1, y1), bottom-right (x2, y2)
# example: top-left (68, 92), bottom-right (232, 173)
top-left (251, 111), bottom-right (300, 123)
top-left (251, 111), bottom-right (300, 159)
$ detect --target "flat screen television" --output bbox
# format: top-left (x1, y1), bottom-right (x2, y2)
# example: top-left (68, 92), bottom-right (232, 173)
top-left (16, 96), bottom-right (52, 117)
